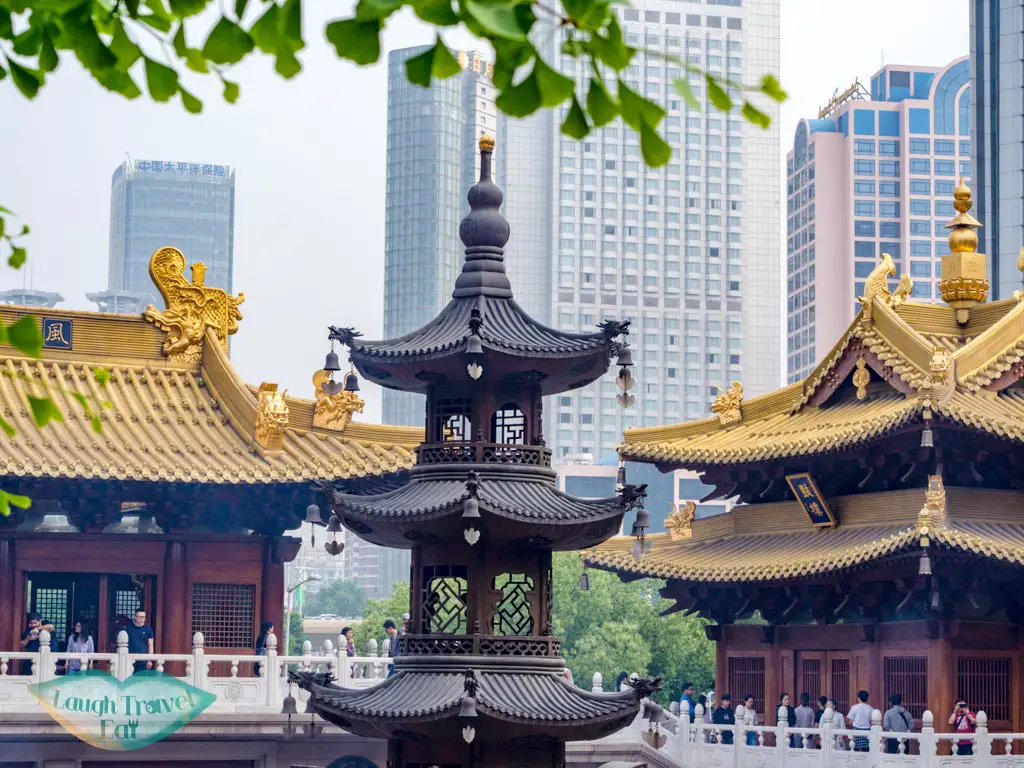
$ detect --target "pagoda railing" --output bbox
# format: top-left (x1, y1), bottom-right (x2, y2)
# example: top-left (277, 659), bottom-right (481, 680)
top-left (397, 633), bottom-right (561, 658)
top-left (416, 441), bottom-right (552, 467)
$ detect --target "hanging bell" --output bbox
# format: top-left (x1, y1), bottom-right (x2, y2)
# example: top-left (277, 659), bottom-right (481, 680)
top-left (281, 693), bottom-right (298, 716)
top-left (617, 346), bottom-right (633, 366)
top-left (324, 349), bottom-right (341, 372)
top-left (630, 508), bottom-right (651, 537)
top-left (462, 496), bottom-right (480, 519)
top-left (326, 514), bottom-right (343, 533)
top-left (304, 694), bottom-right (316, 714)
top-left (616, 462), bottom-right (626, 486)
top-left (578, 570), bottom-right (590, 591)
top-left (343, 370), bottom-right (360, 392)
top-left (921, 426), bottom-right (933, 448)
top-left (466, 334), bottom-right (484, 356)
top-left (919, 551), bottom-right (932, 576)
top-left (458, 695), bottom-right (478, 719)
top-left (305, 504), bottom-right (323, 525)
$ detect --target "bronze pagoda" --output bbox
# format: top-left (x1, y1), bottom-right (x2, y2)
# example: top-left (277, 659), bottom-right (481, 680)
top-left (293, 137), bottom-right (657, 767)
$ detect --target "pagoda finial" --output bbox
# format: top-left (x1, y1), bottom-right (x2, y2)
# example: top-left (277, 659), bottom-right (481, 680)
top-left (453, 134), bottom-right (512, 299)
top-left (939, 177), bottom-right (988, 324)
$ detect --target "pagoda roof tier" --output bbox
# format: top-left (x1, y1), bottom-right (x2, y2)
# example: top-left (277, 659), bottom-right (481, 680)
top-left (585, 484), bottom-right (1024, 586)
top-left (0, 250), bottom-right (420, 521)
top-left (618, 291), bottom-right (1024, 500)
top-left (325, 466), bottom-right (637, 550)
top-left (328, 139), bottom-right (630, 397)
top-left (292, 657), bottom-right (648, 743)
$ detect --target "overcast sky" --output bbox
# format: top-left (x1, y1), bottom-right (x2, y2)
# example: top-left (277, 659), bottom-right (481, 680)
top-left (0, 0), bottom-right (967, 421)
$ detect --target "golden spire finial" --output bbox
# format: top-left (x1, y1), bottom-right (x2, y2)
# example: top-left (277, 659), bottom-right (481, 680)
top-left (939, 177), bottom-right (988, 324)
top-left (479, 134), bottom-right (495, 152)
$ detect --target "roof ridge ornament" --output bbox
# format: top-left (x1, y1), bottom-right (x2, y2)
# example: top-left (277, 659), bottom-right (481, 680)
top-left (665, 501), bottom-right (695, 541)
top-left (859, 252), bottom-right (896, 319)
top-left (312, 369), bottom-right (365, 431)
top-left (143, 246), bottom-right (245, 363)
top-left (939, 178), bottom-right (989, 324)
top-left (711, 381), bottom-right (743, 425)
top-left (255, 382), bottom-right (289, 451)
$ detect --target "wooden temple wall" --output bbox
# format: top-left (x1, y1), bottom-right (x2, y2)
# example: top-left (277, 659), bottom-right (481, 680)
top-left (0, 534), bottom-right (291, 657)
top-left (719, 622), bottom-right (1021, 732)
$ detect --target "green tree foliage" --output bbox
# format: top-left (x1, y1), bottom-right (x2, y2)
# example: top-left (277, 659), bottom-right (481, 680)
top-left (553, 552), bottom-right (714, 703)
top-left (287, 610), bottom-right (307, 655)
top-left (304, 579), bottom-right (369, 619)
top-left (352, 581), bottom-right (409, 652)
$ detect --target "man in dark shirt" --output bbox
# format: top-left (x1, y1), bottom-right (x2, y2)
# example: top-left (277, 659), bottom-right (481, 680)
top-left (125, 609), bottom-right (155, 673)
top-left (712, 693), bottom-right (736, 744)
top-left (19, 612), bottom-right (55, 675)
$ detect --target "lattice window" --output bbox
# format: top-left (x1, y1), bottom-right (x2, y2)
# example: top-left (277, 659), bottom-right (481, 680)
top-left (32, 587), bottom-right (69, 642)
top-left (434, 399), bottom-right (472, 442)
top-left (957, 657), bottom-right (1011, 722)
top-left (801, 658), bottom-right (822, 702)
top-left (728, 656), bottom-right (765, 717)
top-left (191, 583), bottom-right (256, 648)
top-left (421, 566), bottom-right (467, 634)
top-left (113, 589), bottom-right (142, 620)
top-left (491, 573), bottom-right (535, 636)
top-left (831, 658), bottom-right (851, 714)
top-left (492, 403), bottom-right (526, 444)
top-left (884, 656), bottom-right (927, 719)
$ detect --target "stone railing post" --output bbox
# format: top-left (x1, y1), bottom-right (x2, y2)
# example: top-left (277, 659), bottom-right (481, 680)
top-left (821, 707), bottom-right (834, 762)
top-left (322, 639), bottom-right (334, 677)
top-left (671, 701), bottom-right (680, 717)
top-left (695, 703), bottom-right (706, 761)
top-left (920, 710), bottom-right (936, 768)
top-left (676, 699), bottom-right (691, 765)
top-left (301, 639), bottom-right (312, 672)
top-left (367, 638), bottom-right (378, 657)
top-left (733, 704), bottom-right (745, 768)
top-left (870, 708), bottom-right (883, 759)
top-left (777, 704), bottom-right (788, 758)
top-left (192, 632), bottom-right (206, 690)
top-left (975, 711), bottom-right (992, 768)
top-left (591, 672), bottom-right (603, 693)
top-left (116, 630), bottom-right (130, 681)
top-left (37, 630), bottom-right (52, 682)
top-left (264, 631), bottom-right (279, 706)
top-left (337, 634), bottom-right (352, 687)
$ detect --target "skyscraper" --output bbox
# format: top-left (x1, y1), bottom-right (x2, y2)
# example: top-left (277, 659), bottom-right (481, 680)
top-left (785, 58), bottom-right (971, 382)
top-left (548, 0), bottom-right (781, 460)
top-left (107, 158), bottom-right (235, 308)
top-left (970, 0), bottom-right (1024, 298)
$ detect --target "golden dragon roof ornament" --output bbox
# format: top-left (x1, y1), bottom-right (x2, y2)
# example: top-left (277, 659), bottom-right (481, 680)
top-left (665, 501), bottom-right (695, 541)
top-left (711, 382), bottom-right (743, 426)
top-left (143, 246), bottom-right (245, 363)
top-left (255, 383), bottom-right (289, 451)
top-left (312, 369), bottom-right (365, 431)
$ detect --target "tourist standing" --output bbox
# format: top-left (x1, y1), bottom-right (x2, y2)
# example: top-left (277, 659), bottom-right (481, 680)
top-left (66, 621), bottom-right (94, 673)
top-left (125, 608), bottom-right (155, 673)
top-left (883, 694), bottom-right (914, 754)
top-left (341, 626), bottom-right (356, 657)
top-left (741, 694), bottom-right (758, 746)
top-left (794, 693), bottom-right (815, 747)
top-left (615, 671), bottom-right (629, 692)
top-left (679, 682), bottom-right (696, 723)
top-left (949, 700), bottom-right (976, 756)
top-left (383, 619), bottom-right (399, 676)
top-left (19, 613), bottom-right (55, 675)
top-left (847, 690), bottom-right (873, 752)
top-left (713, 693), bottom-right (736, 744)
top-left (778, 692), bottom-right (797, 747)
top-left (254, 621), bottom-right (273, 677)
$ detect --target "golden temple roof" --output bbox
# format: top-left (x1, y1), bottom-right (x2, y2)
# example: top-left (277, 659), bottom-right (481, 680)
top-left (585, 486), bottom-right (1024, 583)
top-left (0, 248), bottom-right (421, 486)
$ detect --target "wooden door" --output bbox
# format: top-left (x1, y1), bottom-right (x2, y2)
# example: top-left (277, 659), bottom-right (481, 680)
top-left (798, 651), bottom-right (826, 702)
top-left (795, 651), bottom-right (854, 713)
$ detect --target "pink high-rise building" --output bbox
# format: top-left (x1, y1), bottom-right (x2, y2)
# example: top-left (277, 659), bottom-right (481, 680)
top-left (785, 56), bottom-right (970, 383)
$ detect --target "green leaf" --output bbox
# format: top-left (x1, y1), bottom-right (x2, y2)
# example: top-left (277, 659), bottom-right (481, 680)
top-left (617, 79), bottom-right (664, 131)
top-left (202, 17), bottom-right (254, 64)
top-left (7, 316), bottom-right (41, 357)
top-left (672, 77), bottom-right (699, 111)
top-left (586, 77), bottom-right (617, 127)
top-left (110, 21), bottom-right (142, 70)
top-left (495, 71), bottom-right (541, 118)
top-left (705, 74), bottom-right (732, 112)
top-left (90, 413), bottom-right (102, 433)
top-left (639, 120), bottom-right (671, 166)
top-left (173, 25), bottom-right (209, 73)
top-left (180, 86), bottom-right (202, 113)
top-left (0, 8), bottom-right (12, 39)
top-left (464, 0), bottom-right (527, 41)
top-left (412, 0), bottom-right (459, 26)
top-left (354, 0), bottom-right (405, 21)
top-left (760, 73), bottom-right (787, 103)
top-left (234, 0), bottom-right (250, 18)
top-left (405, 38), bottom-right (460, 87)
top-left (0, 416), bottom-right (15, 438)
top-left (94, 367), bottom-right (111, 387)
top-left (19, 224), bottom-right (28, 235)
top-left (93, 67), bottom-right (142, 98)
top-left (137, 11), bottom-right (173, 32)
top-left (324, 18), bottom-right (381, 65)
top-left (0, 64), bottom-right (6, 81)
top-left (576, 0), bottom-right (611, 31)
top-left (168, 0), bottom-right (207, 17)
top-left (281, 0), bottom-right (303, 46)
top-left (741, 101), bottom-right (771, 129)
top-left (39, 32), bottom-right (58, 72)
top-left (222, 79), bottom-right (240, 103)
top-left (64, 7), bottom-right (118, 72)
top-left (274, 46), bottom-right (301, 77)
top-left (491, 38), bottom-right (533, 91)
top-left (12, 26), bottom-right (42, 56)
top-left (0, 217), bottom-right (5, 238)
top-left (248, 4), bottom-right (280, 52)
top-left (8, 60), bottom-right (42, 99)
top-left (27, 395), bottom-right (63, 429)
top-left (534, 57), bottom-right (574, 107)
top-left (589, 15), bottom-right (632, 71)
top-left (8, 247), bottom-right (26, 269)
top-left (144, 57), bottom-right (178, 101)
top-left (70, 391), bottom-right (89, 409)
top-left (561, 95), bottom-right (590, 139)
top-left (0, 489), bottom-right (32, 517)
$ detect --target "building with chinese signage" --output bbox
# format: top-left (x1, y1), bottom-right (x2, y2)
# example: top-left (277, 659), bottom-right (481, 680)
top-left (106, 157), bottom-right (236, 310)
top-left (588, 181), bottom-right (1024, 732)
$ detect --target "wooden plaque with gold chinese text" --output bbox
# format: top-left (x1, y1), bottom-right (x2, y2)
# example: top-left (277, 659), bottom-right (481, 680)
top-left (785, 472), bottom-right (837, 528)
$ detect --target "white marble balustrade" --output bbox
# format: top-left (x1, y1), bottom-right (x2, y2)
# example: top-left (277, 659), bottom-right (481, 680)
top-left (0, 629), bottom-right (392, 714)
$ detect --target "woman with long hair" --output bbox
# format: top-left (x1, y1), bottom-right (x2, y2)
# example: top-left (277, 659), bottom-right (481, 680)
top-left (66, 620), bottom-right (94, 673)
top-left (254, 621), bottom-right (273, 677)
top-left (615, 671), bottom-right (629, 692)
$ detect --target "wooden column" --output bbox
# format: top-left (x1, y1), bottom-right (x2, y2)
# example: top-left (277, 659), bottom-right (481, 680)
top-left (0, 539), bottom-right (14, 651)
top-left (261, 538), bottom-right (285, 635)
top-left (715, 632), bottom-right (728, 706)
top-left (929, 632), bottom-right (954, 733)
top-left (161, 540), bottom-right (189, 654)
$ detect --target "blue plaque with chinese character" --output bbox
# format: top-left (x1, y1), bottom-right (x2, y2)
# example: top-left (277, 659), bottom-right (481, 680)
top-left (42, 318), bottom-right (72, 350)
top-left (785, 473), bottom-right (836, 528)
